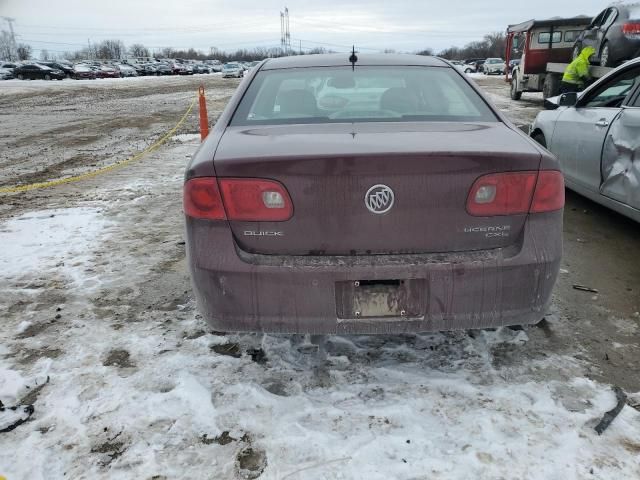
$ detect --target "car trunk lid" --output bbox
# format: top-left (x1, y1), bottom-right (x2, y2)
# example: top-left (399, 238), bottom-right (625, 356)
top-left (213, 122), bottom-right (542, 255)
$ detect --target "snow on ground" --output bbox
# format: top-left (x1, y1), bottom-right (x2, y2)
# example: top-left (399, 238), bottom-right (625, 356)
top-left (1, 140), bottom-right (640, 480)
top-left (0, 73), bottom-right (223, 96)
top-left (172, 133), bottom-right (202, 143)
top-left (0, 208), bottom-right (109, 289)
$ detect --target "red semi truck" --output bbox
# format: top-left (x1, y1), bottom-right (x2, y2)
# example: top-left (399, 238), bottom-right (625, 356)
top-left (506, 17), bottom-right (613, 99)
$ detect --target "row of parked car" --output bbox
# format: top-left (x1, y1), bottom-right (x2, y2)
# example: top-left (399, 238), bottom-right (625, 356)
top-left (449, 58), bottom-right (519, 75)
top-left (0, 58), bottom-right (261, 81)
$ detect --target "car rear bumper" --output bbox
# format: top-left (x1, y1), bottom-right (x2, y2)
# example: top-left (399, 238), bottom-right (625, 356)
top-left (186, 211), bottom-right (562, 334)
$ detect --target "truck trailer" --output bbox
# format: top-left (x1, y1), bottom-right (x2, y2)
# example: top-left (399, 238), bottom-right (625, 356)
top-left (506, 16), bottom-right (614, 99)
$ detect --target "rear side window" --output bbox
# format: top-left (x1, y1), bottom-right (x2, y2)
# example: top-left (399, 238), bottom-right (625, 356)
top-left (538, 31), bottom-right (562, 43)
top-left (564, 30), bottom-right (581, 42)
top-left (231, 66), bottom-right (498, 125)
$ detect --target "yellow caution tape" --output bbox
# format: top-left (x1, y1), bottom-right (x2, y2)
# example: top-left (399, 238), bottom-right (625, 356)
top-left (0, 96), bottom-right (197, 194)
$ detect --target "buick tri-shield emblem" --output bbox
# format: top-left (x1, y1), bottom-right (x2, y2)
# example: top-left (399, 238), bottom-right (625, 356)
top-left (365, 184), bottom-right (395, 214)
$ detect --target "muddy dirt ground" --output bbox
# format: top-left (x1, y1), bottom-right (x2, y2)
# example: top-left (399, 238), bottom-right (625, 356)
top-left (1, 73), bottom-right (639, 479)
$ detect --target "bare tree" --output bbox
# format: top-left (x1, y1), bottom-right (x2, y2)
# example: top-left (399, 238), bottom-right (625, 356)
top-left (95, 39), bottom-right (125, 59)
top-left (129, 43), bottom-right (150, 58)
top-left (307, 47), bottom-right (329, 55)
top-left (0, 31), bottom-right (15, 61)
top-left (437, 46), bottom-right (462, 59)
top-left (483, 32), bottom-right (506, 58)
top-left (416, 48), bottom-right (434, 56)
top-left (160, 47), bottom-right (175, 58)
top-left (16, 43), bottom-right (32, 61)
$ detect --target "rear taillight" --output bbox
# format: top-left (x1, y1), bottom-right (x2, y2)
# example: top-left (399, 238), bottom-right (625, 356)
top-left (184, 177), bottom-right (293, 221)
top-left (184, 177), bottom-right (226, 220)
top-left (467, 170), bottom-right (564, 216)
top-left (219, 178), bottom-right (293, 221)
top-left (530, 170), bottom-right (565, 213)
top-left (623, 22), bottom-right (640, 38)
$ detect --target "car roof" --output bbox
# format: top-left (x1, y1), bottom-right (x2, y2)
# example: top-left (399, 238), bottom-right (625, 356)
top-left (261, 53), bottom-right (448, 70)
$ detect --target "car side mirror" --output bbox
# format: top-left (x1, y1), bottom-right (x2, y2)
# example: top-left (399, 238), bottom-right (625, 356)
top-left (544, 98), bottom-right (559, 110)
top-left (558, 92), bottom-right (578, 107)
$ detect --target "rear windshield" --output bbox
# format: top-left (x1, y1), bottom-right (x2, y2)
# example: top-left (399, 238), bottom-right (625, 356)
top-left (230, 66), bottom-right (498, 125)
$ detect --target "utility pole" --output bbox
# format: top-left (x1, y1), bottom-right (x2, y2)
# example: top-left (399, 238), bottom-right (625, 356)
top-left (299, 39), bottom-right (302, 56)
top-left (280, 11), bottom-right (284, 55)
top-left (87, 38), bottom-right (91, 60)
top-left (1, 17), bottom-right (17, 61)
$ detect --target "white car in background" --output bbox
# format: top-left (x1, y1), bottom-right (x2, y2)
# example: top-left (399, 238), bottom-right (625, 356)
top-left (483, 58), bottom-right (506, 75)
top-left (450, 60), bottom-right (476, 74)
top-left (530, 58), bottom-right (640, 222)
top-left (222, 62), bottom-right (243, 78)
top-left (0, 67), bottom-right (13, 80)
top-left (117, 64), bottom-right (138, 77)
top-left (206, 60), bottom-right (222, 72)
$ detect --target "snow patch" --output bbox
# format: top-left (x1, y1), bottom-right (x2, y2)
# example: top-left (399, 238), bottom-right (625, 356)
top-left (0, 208), bottom-right (108, 289)
top-left (0, 366), bottom-right (27, 404)
top-left (172, 133), bottom-right (201, 143)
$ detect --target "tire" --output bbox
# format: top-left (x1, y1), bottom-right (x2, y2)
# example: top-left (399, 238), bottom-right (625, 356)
top-left (600, 42), bottom-right (611, 67)
top-left (44, 74), bottom-right (51, 81)
top-left (532, 132), bottom-right (547, 148)
top-left (17, 74), bottom-right (23, 80)
top-left (510, 75), bottom-right (522, 100)
top-left (543, 74), bottom-right (561, 99)
top-left (465, 68), bottom-right (472, 73)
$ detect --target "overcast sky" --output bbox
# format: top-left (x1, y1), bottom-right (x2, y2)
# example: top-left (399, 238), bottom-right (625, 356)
top-left (1, 0), bottom-right (598, 56)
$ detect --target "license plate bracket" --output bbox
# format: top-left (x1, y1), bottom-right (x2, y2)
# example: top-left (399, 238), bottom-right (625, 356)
top-left (336, 279), bottom-right (425, 319)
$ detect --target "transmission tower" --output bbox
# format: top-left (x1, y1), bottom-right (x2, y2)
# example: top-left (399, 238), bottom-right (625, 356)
top-left (285, 8), bottom-right (291, 54)
top-left (280, 8), bottom-right (291, 55)
top-left (280, 11), bottom-right (285, 54)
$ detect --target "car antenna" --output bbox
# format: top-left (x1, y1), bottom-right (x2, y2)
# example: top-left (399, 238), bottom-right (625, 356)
top-left (349, 45), bottom-right (358, 71)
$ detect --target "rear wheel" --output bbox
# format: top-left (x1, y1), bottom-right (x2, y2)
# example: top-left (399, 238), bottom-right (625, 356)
top-left (510, 75), bottom-right (522, 100)
top-left (17, 73), bottom-right (24, 80)
top-left (44, 74), bottom-right (51, 81)
top-left (465, 68), bottom-right (472, 73)
top-left (600, 42), bottom-right (611, 67)
top-left (532, 132), bottom-right (547, 148)
top-left (543, 73), bottom-right (561, 99)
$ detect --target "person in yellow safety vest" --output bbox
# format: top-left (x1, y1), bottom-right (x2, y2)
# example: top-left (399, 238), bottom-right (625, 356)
top-left (561, 46), bottom-right (596, 93)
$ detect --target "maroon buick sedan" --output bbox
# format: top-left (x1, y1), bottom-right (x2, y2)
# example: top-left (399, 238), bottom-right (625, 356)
top-left (184, 54), bottom-right (563, 334)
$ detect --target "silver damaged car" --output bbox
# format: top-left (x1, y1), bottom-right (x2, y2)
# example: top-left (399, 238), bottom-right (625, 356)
top-left (531, 58), bottom-right (640, 222)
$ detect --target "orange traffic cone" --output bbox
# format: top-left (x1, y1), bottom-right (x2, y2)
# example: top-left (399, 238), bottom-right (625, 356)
top-left (198, 85), bottom-right (209, 141)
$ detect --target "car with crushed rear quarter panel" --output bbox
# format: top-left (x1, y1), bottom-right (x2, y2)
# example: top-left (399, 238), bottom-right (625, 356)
top-left (184, 54), bottom-right (564, 334)
top-left (531, 57), bottom-right (640, 223)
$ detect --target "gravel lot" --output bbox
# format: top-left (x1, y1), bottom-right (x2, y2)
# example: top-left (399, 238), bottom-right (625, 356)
top-left (1, 73), bottom-right (639, 479)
